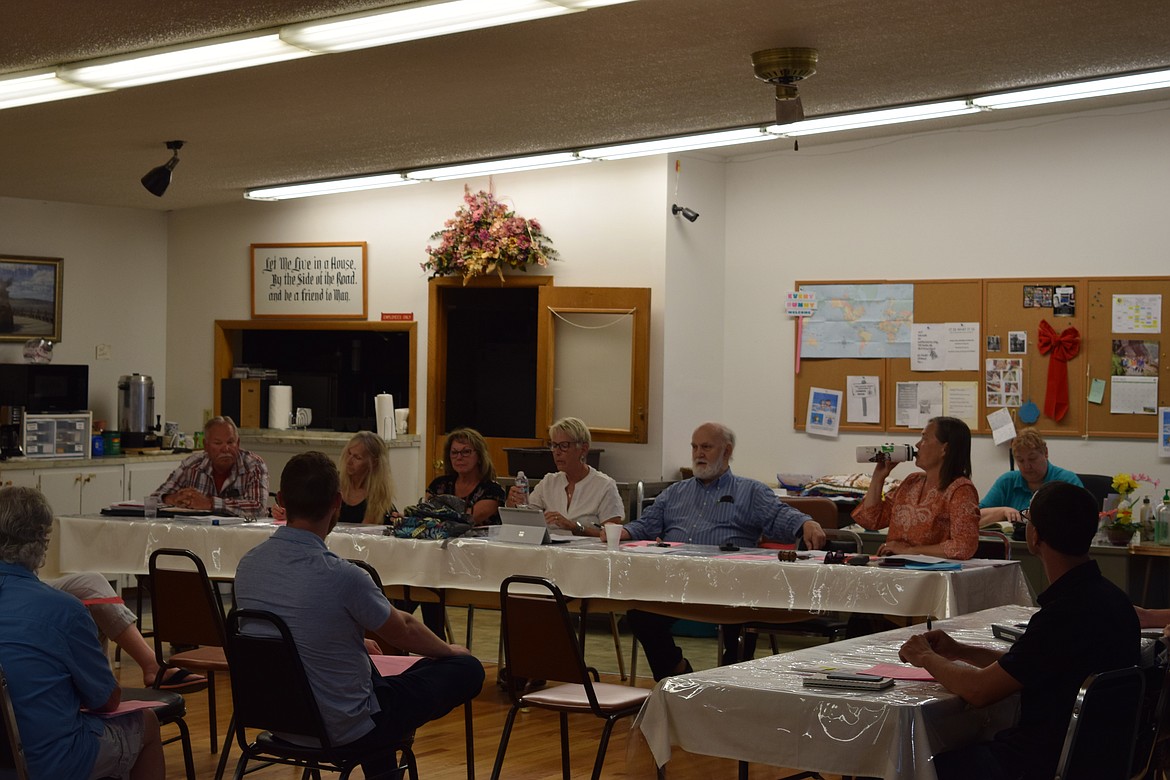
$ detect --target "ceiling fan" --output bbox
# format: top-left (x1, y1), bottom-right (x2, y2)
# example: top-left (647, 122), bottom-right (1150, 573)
top-left (751, 47), bottom-right (818, 125)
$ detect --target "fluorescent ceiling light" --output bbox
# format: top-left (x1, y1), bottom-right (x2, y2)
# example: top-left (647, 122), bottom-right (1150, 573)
top-left (0, 70), bottom-right (106, 109)
top-left (972, 69), bottom-right (1170, 109)
top-left (579, 127), bottom-right (774, 160)
top-left (406, 152), bottom-right (586, 180)
top-left (768, 100), bottom-right (979, 137)
top-left (282, 0), bottom-right (578, 53)
top-left (58, 33), bottom-right (313, 90)
top-left (245, 173), bottom-right (419, 201)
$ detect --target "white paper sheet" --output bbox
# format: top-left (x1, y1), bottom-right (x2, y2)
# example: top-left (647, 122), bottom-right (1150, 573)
top-left (942, 382), bottom-right (979, 429)
top-left (847, 376), bottom-right (881, 423)
top-left (896, 381), bottom-right (942, 428)
top-left (807, 387), bottom-right (843, 437)
top-left (1110, 376), bottom-right (1158, 414)
top-left (1112, 294), bottom-right (1162, 334)
top-left (987, 408), bottom-right (1017, 445)
top-left (946, 322), bottom-right (980, 371)
top-left (911, 324), bottom-right (945, 371)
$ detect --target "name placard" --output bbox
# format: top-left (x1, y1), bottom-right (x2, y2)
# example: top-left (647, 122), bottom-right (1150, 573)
top-left (250, 242), bottom-right (367, 319)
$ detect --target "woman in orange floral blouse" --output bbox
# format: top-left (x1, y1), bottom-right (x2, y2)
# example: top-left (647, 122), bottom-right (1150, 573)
top-left (852, 416), bottom-right (980, 560)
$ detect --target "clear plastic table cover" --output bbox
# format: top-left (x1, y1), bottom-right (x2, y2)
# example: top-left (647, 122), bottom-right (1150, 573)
top-left (55, 516), bottom-right (1032, 619)
top-left (636, 604), bottom-right (1036, 780)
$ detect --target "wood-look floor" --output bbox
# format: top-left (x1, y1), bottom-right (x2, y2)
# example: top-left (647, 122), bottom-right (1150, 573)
top-left (118, 606), bottom-right (848, 779)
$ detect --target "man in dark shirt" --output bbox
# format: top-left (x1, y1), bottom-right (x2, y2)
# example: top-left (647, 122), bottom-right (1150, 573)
top-left (899, 480), bottom-right (1139, 780)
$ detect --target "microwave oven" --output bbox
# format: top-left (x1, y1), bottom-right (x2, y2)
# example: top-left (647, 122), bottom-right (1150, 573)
top-left (0, 364), bottom-right (89, 413)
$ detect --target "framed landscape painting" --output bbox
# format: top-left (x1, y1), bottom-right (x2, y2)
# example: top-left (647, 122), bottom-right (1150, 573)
top-left (0, 255), bottom-right (63, 342)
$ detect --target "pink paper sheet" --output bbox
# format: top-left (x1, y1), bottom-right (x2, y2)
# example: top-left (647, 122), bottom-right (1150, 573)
top-left (371, 654), bottom-right (423, 677)
top-left (861, 663), bottom-right (936, 681)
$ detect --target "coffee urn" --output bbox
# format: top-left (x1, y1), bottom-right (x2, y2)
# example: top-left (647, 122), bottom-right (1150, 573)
top-left (117, 373), bottom-right (160, 450)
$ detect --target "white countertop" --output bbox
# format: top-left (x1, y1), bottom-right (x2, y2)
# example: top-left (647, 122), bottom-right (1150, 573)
top-left (237, 429), bottom-right (420, 448)
top-left (0, 451), bottom-right (188, 471)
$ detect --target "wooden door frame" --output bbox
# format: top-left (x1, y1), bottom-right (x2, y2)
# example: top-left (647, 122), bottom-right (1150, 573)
top-left (426, 276), bottom-right (553, 482)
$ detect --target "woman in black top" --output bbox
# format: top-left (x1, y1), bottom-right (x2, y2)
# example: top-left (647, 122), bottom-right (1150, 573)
top-left (427, 428), bottom-right (505, 525)
top-left (340, 431), bottom-right (397, 524)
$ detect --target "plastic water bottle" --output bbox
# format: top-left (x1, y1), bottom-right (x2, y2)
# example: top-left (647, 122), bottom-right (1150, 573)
top-left (855, 444), bottom-right (916, 463)
top-left (1139, 496), bottom-right (1154, 541)
top-left (514, 471), bottom-right (529, 507)
top-left (1157, 490), bottom-right (1170, 547)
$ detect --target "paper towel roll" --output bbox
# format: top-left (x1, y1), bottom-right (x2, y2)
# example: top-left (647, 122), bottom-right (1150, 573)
top-left (375, 393), bottom-right (396, 440)
top-left (269, 385), bottom-right (292, 430)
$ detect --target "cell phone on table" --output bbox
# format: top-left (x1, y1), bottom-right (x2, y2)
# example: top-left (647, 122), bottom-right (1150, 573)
top-left (826, 672), bottom-right (883, 682)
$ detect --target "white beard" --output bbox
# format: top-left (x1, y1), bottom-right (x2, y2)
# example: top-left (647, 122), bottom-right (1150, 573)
top-left (692, 454), bottom-right (726, 481)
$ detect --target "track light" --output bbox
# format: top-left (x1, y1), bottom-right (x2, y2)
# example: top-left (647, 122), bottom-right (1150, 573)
top-left (671, 204), bottom-right (699, 222)
top-left (141, 140), bottom-right (184, 197)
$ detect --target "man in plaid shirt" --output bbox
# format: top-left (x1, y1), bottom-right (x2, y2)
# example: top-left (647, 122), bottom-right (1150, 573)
top-left (151, 416), bottom-right (269, 516)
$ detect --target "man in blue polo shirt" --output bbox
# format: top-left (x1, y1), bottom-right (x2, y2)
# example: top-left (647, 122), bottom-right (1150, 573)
top-left (0, 486), bottom-right (164, 780)
top-left (979, 428), bottom-right (1082, 525)
top-left (900, 481), bottom-right (1138, 780)
top-left (235, 451), bottom-right (484, 778)
top-left (616, 422), bottom-right (826, 679)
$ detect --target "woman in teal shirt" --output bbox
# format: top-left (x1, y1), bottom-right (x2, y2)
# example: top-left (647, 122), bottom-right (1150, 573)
top-left (979, 428), bottom-right (1082, 524)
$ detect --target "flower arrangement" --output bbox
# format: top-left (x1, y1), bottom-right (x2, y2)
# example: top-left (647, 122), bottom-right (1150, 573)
top-left (1102, 472), bottom-right (1160, 530)
top-left (422, 189), bottom-right (559, 283)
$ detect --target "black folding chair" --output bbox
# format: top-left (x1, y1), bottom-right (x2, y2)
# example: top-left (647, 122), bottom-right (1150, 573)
top-left (1055, 665), bottom-right (1145, 780)
top-left (225, 608), bottom-right (417, 780)
top-left (0, 663), bottom-right (29, 780)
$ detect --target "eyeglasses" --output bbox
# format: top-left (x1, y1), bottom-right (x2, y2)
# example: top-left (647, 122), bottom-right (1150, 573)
top-left (1020, 509), bottom-right (1030, 522)
top-left (548, 441), bottom-right (581, 452)
top-left (449, 448), bottom-right (475, 458)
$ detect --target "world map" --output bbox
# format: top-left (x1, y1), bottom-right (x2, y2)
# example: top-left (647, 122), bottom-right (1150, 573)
top-left (799, 284), bottom-right (914, 358)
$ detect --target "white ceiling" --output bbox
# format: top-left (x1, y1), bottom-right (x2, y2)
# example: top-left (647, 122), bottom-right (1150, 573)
top-left (2, 0), bottom-right (1168, 211)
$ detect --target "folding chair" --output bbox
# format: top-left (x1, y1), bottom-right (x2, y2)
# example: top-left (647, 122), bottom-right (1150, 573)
top-left (225, 608), bottom-right (417, 780)
top-left (118, 687), bottom-right (196, 780)
top-left (491, 575), bottom-right (650, 780)
top-left (1130, 648), bottom-right (1170, 780)
top-left (0, 663), bottom-right (29, 780)
top-left (975, 529), bottom-right (1012, 560)
top-left (1055, 665), bottom-right (1145, 780)
top-left (148, 548), bottom-right (234, 780)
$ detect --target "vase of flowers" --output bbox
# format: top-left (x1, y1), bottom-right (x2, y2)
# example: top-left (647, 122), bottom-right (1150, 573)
top-left (422, 188), bottom-right (559, 284)
top-left (1101, 472), bottom-right (1160, 545)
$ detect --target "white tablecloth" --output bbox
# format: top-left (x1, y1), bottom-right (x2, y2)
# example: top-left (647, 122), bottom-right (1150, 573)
top-left (636, 604), bottom-right (1037, 780)
top-left (56, 515), bottom-right (1033, 618)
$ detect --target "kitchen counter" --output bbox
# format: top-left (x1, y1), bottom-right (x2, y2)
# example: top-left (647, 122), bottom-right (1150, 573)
top-left (0, 451), bottom-right (187, 470)
top-left (237, 428), bottom-right (420, 448)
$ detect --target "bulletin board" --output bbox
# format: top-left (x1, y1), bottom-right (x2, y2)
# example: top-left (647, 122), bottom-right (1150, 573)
top-left (1084, 277), bottom-right (1170, 438)
top-left (793, 276), bottom-right (1169, 440)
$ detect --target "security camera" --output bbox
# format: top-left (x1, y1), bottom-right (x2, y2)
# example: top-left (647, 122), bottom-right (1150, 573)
top-left (671, 204), bottom-right (699, 222)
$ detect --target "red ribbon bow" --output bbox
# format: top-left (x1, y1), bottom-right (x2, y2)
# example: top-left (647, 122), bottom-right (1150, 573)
top-left (1037, 320), bottom-right (1080, 421)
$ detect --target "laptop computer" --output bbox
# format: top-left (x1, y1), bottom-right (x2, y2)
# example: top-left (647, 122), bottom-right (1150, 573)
top-left (496, 507), bottom-right (551, 545)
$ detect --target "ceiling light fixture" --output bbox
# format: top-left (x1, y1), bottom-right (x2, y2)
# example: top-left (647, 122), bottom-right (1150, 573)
top-left (579, 127), bottom-right (774, 160)
top-left (404, 152), bottom-right (586, 181)
top-left (281, 0), bottom-right (606, 53)
top-left (970, 69), bottom-right (1170, 110)
top-left (0, 69), bottom-right (106, 110)
top-left (58, 33), bottom-right (314, 90)
top-left (141, 140), bottom-right (185, 197)
top-left (767, 100), bottom-right (979, 137)
top-left (245, 172), bottom-right (419, 201)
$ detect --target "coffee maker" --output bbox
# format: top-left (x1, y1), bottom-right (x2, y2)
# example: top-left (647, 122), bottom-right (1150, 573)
top-left (117, 374), bottom-right (161, 450)
top-left (0, 405), bottom-right (23, 458)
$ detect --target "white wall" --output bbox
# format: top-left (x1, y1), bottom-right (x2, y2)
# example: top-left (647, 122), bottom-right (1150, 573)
top-left (722, 100), bottom-right (1170, 495)
top-left (0, 196), bottom-right (168, 427)
top-left (661, 155), bottom-right (727, 478)
top-left (163, 157), bottom-right (670, 482)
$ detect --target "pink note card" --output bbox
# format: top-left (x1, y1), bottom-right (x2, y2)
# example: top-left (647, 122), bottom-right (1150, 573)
top-left (861, 663), bottom-right (936, 681)
top-left (371, 654), bottom-right (422, 677)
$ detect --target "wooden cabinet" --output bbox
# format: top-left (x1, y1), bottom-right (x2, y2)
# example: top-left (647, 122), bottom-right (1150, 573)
top-left (37, 466), bottom-right (125, 515)
top-left (124, 461), bottom-right (179, 501)
top-left (0, 469), bottom-right (41, 489)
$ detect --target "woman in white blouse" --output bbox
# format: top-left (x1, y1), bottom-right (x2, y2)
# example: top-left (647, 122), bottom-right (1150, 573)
top-left (506, 417), bottom-right (624, 537)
